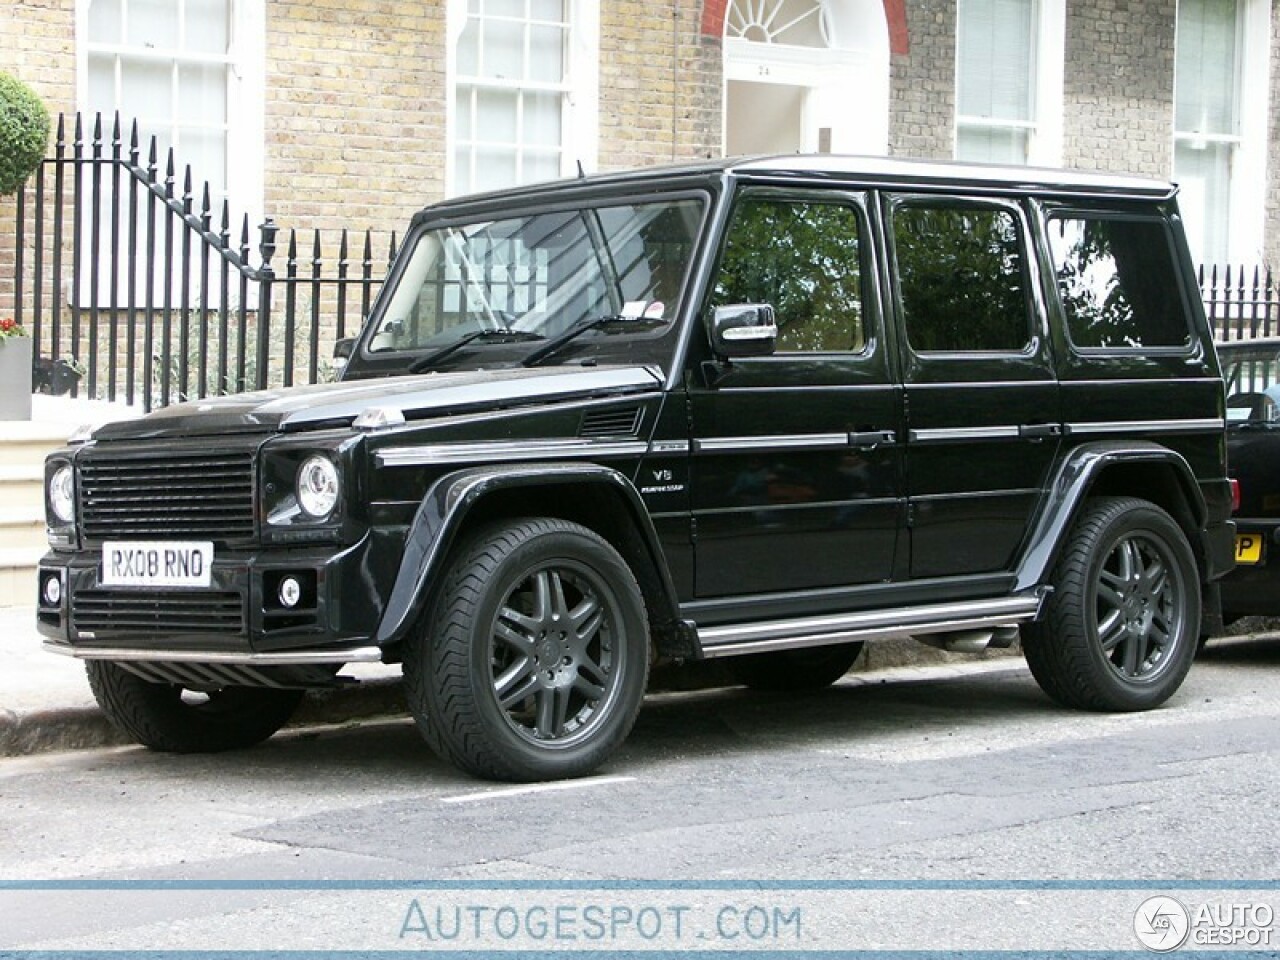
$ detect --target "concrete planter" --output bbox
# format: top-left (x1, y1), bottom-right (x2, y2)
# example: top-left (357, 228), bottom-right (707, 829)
top-left (0, 337), bottom-right (33, 421)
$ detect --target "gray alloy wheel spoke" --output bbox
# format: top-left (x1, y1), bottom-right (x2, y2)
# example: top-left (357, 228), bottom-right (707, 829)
top-left (495, 613), bottom-right (537, 657)
top-left (534, 686), bottom-right (571, 739)
top-left (1122, 631), bottom-right (1146, 676)
top-left (1098, 609), bottom-right (1127, 652)
top-left (532, 570), bottom-right (554, 622)
top-left (1096, 579), bottom-right (1125, 608)
top-left (496, 662), bottom-right (539, 708)
top-left (577, 649), bottom-right (610, 687)
top-left (572, 673), bottom-right (606, 701)
top-left (569, 594), bottom-right (602, 635)
top-left (548, 571), bottom-right (572, 621)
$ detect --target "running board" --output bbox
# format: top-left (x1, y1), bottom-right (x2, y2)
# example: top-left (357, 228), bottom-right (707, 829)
top-left (695, 595), bottom-right (1042, 659)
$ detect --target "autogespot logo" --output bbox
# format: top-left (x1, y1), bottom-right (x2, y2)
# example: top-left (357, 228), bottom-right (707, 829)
top-left (1134, 896), bottom-right (1191, 952)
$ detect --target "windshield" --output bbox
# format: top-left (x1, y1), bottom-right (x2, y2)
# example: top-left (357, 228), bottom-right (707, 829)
top-left (366, 197), bottom-right (705, 360)
top-left (1222, 343), bottom-right (1280, 424)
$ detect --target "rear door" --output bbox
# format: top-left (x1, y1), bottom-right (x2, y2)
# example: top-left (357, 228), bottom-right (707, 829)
top-left (882, 194), bottom-right (1061, 580)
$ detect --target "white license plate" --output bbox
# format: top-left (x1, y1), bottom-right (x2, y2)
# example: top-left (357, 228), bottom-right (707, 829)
top-left (102, 541), bottom-right (214, 588)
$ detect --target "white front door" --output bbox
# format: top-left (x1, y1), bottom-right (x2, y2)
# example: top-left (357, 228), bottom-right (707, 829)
top-left (722, 0), bottom-right (889, 157)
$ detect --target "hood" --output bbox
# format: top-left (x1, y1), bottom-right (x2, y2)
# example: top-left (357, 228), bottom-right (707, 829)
top-left (89, 365), bottom-right (664, 441)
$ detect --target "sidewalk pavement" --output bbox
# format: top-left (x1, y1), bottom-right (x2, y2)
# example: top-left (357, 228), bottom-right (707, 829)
top-left (0, 600), bottom-right (1028, 758)
top-left (0, 605), bottom-right (411, 757)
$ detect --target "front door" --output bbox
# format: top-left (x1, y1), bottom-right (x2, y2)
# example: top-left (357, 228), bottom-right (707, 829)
top-left (687, 188), bottom-right (904, 601)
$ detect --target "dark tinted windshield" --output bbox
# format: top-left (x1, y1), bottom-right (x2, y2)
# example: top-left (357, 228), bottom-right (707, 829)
top-left (366, 198), bottom-right (705, 358)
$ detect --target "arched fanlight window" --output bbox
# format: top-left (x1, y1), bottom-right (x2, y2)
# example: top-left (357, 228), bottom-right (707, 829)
top-left (725, 0), bottom-right (829, 47)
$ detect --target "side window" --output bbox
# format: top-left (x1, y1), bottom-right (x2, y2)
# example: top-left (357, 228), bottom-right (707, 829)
top-left (892, 202), bottom-right (1031, 353)
top-left (1046, 216), bottom-right (1192, 351)
top-left (713, 196), bottom-right (866, 353)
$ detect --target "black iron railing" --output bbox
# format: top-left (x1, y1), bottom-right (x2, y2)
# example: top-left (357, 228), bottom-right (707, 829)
top-left (10, 112), bottom-right (394, 411)
top-left (1200, 263), bottom-right (1280, 341)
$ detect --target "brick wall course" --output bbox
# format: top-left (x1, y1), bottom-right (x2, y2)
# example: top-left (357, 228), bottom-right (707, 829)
top-left (1062, 0), bottom-right (1174, 176)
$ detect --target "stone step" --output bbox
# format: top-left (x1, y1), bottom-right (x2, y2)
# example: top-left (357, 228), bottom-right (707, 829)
top-left (0, 547), bottom-right (42, 608)
top-left (0, 506), bottom-right (45, 551)
top-left (0, 422), bottom-right (72, 467)
top-left (0, 464), bottom-right (44, 502)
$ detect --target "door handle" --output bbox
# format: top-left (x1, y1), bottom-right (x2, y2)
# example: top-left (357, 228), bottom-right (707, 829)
top-left (1019, 423), bottom-right (1062, 440)
top-left (848, 430), bottom-right (897, 448)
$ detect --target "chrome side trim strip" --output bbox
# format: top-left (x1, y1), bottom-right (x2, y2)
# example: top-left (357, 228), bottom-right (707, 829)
top-left (378, 439), bottom-right (649, 467)
top-left (696, 595), bottom-right (1041, 658)
top-left (693, 433), bottom-right (850, 454)
top-left (43, 643), bottom-right (384, 665)
top-left (908, 425), bottom-right (1022, 443)
top-left (1066, 418), bottom-right (1225, 437)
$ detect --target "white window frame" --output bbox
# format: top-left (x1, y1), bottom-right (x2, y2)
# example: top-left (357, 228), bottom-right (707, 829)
top-left (1173, 0), bottom-right (1270, 265)
top-left (75, 0), bottom-right (265, 229)
top-left (953, 0), bottom-right (1064, 166)
top-left (445, 0), bottom-right (599, 198)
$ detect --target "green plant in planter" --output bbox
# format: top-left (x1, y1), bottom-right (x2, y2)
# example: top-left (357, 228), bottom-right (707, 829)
top-left (0, 71), bottom-right (51, 196)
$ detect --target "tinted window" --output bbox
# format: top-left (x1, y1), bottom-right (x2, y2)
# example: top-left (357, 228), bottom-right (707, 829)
top-left (713, 197), bottom-right (866, 353)
top-left (893, 203), bottom-right (1030, 353)
top-left (1046, 216), bottom-right (1191, 350)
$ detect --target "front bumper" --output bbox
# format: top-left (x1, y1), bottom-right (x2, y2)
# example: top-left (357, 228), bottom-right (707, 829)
top-left (35, 532), bottom-right (394, 668)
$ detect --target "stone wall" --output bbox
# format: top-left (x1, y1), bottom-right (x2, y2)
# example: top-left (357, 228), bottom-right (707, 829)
top-left (1062, 0), bottom-right (1175, 175)
top-left (599, 0), bottom-right (722, 170)
top-left (888, 0), bottom-right (956, 160)
top-left (264, 1), bottom-right (445, 235)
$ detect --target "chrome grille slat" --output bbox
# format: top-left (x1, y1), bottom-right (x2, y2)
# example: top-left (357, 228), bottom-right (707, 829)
top-left (79, 448), bottom-right (255, 542)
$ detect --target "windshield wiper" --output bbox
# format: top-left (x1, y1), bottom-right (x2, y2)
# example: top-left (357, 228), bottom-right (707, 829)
top-left (521, 314), bottom-right (664, 368)
top-left (408, 328), bottom-right (544, 373)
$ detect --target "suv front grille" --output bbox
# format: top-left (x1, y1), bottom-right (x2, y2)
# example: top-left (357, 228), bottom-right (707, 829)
top-left (79, 448), bottom-right (256, 543)
top-left (72, 590), bottom-right (246, 635)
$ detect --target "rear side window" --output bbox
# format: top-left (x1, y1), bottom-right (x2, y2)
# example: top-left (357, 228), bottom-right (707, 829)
top-left (892, 202), bottom-right (1031, 353)
top-left (1046, 216), bottom-right (1191, 351)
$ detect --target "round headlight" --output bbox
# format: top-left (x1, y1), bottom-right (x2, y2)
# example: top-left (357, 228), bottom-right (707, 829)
top-left (50, 466), bottom-right (76, 524)
top-left (296, 455), bottom-right (340, 520)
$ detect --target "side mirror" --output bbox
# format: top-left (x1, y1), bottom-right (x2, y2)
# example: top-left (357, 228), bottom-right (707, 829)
top-left (710, 304), bottom-right (778, 358)
top-left (333, 338), bottom-right (355, 361)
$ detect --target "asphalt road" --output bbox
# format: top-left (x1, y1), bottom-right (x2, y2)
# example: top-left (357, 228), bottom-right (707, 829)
top-left (2, 635), bottom-right (1278, 952)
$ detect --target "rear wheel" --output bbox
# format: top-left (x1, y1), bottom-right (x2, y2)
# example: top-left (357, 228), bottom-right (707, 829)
top-left (1023, 496), bottom-right (1199, 711)
top-left (730, 642), bottom-right (865, 691)
top-left (405, 518), bottom-right (650, 782)
top-left (86, 660), bottom-right (303, 752)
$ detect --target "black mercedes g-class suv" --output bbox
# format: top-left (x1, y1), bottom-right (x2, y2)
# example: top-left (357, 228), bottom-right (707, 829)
top-left (37, 156), bottom-right (1235, 781)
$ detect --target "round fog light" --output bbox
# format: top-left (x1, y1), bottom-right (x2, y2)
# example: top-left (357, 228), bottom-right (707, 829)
top-left (42, 575), bottom-right (62, 606)
top-left (278, 576), bottom-right (303, 609)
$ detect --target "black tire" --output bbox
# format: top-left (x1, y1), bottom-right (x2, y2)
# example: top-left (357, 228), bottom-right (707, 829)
top-left (1022, 496), bottom-right (1200, 712)
top-left (730, 642), bottom-right (865, 691)
top-left (405, 517), bottom-right (650, 782)
top-left (85, 660), bottom-right (303, 752)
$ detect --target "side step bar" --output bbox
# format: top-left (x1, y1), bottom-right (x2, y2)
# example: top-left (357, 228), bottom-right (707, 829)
top-left (696, 595), bottom-right (1043, 659)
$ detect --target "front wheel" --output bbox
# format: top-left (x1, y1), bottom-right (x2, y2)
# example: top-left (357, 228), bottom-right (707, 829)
top-left (1023, 496), bottom-right (1200, 712)
top-left (86, 660), bottom-right (303, 752)
top-left (405, 518), bottom-right (650, 782)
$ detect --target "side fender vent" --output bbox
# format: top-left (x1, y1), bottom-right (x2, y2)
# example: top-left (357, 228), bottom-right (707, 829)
top-left (580, 406), bottom-right (644, 439)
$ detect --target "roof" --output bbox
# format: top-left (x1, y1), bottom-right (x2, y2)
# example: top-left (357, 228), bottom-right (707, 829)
top-left (421, 154), bottom-right (1176, 220)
